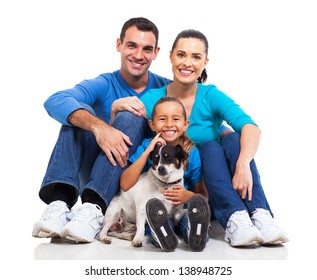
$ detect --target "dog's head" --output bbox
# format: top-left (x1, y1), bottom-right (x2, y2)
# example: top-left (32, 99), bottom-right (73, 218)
top-left (149, 144), bottom-right (188, 184)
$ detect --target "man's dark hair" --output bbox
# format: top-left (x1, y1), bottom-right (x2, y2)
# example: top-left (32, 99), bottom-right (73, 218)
top-left (120, 17), bottom-right (159, 48)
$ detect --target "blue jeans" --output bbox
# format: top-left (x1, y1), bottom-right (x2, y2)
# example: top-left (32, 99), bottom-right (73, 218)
top-left (39, 110), bottom-right (152, 208)
top-left (200, 132), bottom-right (273, 229)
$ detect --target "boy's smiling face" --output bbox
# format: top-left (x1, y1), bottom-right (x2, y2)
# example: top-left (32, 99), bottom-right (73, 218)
top-left (149, 101), bottom-right (189, 146)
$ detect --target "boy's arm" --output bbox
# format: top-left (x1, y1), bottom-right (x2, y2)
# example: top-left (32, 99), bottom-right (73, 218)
top-left (193, 179), bottom-right (208, 199)
top-left (120, 152), bottom-right (150, 192)
top-left (120, 134), bottom-right (166, 192)
top-left (164, 178), bottom-right (208, 205)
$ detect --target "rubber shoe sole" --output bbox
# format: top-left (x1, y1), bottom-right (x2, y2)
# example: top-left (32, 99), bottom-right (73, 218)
top-left (32, 228), bottom-right (60, 238)
top-left (60, 228), bottom-right (94, 243)
top-left (146, 198), bottom-right (178, 252)
top-left (187, 195), bottom-right (210, 252)
top-left (224, 232), bottom-right (263, 247)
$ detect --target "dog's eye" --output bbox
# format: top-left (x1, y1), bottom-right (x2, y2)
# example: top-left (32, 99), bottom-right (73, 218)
top-left (164, 153), bottom-right (174, 163)
top-left (153, 155), bottom-right (160, 164)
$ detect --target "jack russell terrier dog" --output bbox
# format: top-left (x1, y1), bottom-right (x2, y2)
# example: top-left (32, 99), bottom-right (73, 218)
top-left (98, 144), bottom-right (188, 247)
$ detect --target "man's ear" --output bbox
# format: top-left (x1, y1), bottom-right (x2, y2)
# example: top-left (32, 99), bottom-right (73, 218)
top-left (153, 46), bottom-right (160, 60)
top-left (116, 38), bottom-right (122, 52)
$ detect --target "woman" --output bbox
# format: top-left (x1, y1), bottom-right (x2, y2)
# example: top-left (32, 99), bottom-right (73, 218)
top-left (139, 29), bottom-right (288, 247)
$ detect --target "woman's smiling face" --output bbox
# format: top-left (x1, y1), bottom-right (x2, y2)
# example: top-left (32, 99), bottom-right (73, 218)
top-left (170, 37), bottom-right (208, 84)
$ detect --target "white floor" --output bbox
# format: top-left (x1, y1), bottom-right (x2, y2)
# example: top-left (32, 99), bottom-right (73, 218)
top-left (32, 221), bottom-right (288, 260)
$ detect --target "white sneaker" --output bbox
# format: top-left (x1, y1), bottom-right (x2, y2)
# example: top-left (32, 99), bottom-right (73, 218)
top-left (60, 202), bottom-right (104, 243)
top-left (251, 208), bottom-right (289, 245)
top-left (32, 200), bottom-right (71, 238)
top-left (224, 210), bottom-right (264, 246)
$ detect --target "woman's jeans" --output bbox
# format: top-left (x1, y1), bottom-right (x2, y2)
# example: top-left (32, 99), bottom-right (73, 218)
top-left (200, 132), bottom-right (273, 229)
top-left (39, 111), bottom-right (152, 208)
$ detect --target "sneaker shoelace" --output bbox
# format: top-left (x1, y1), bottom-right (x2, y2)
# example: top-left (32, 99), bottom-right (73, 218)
top-left (43, 203), bottom-right (67, 219)
top-left (71, 205), bottom-right (99, 222)
top-left (253, 210), bottom-right (274, 225)
top-left (232, 211), bottom-right (253, 229)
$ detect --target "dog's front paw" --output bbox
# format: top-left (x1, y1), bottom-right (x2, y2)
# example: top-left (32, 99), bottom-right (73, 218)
top-left (132, 239), bottom-right (142, 247)
top-left (98, 232), bottom-right (112, 244)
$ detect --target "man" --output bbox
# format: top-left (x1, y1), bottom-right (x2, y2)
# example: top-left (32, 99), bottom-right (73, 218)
top-left (32, 17), bottom-right (170, 243)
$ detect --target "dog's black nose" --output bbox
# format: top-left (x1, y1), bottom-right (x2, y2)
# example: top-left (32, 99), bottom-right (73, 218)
top-left (158, 165), bottom-right (167, 175)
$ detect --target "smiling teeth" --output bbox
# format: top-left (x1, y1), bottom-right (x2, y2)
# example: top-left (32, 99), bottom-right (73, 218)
top-left (163, 131), bottom-right (175, 136)
top-left (180, 70), bottom-right (192, 74)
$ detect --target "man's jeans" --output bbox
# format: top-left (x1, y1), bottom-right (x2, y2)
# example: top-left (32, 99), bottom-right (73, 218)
top-left (200, 132), bottom-right (273, 229)
top-left (39, 110), bottom-right (152, 208)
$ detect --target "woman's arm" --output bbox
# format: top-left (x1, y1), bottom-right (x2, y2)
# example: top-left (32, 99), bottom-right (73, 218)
top-left (232, 123), bottom-right (261, 201)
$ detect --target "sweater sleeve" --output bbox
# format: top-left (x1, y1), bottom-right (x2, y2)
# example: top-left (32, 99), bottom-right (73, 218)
top-left (186, 147), bottom-right (203, 189)
top-left (43, 75), bottom-right (109, 125)
top-left (44, 87), bottom-right (86, 125)
top-left (205, 86), bottom-right (257, 133)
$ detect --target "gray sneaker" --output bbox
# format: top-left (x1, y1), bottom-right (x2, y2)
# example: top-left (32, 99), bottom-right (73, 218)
top-left (32, 200), bottom-right (71, 238)
top-left (60, 202), bottom-right (104, 243)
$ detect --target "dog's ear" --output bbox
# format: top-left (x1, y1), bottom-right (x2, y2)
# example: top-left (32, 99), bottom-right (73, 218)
top-left (175, 144), bottom-right (188, 161)
top-left (149, 143), bottom-right (162, 160)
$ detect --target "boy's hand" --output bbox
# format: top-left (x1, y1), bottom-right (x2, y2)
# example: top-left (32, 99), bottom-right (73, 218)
top-left (146, 133), bottom-right (166, 153)
top-left (163, 185), bottom-right (193, 205)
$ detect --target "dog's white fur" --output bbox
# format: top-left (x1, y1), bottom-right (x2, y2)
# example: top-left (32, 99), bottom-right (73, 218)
top-left (99, 146), bottom-right (187, 247)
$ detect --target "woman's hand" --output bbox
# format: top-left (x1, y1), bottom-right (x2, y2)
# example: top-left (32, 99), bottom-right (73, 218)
top-left (232, 163), bottom-right (253, 201)
top-left (110, 97), bottom-right (146, 124)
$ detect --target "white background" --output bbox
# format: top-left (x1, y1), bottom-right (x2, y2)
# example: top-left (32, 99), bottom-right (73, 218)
top-left (1, 0), bottom-right (316, 279)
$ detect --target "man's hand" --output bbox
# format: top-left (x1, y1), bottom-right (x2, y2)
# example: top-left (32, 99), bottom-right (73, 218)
top-left (67, 109), bottom-right (132, 167)
top-left (94, 123), bottom-right (132, 167)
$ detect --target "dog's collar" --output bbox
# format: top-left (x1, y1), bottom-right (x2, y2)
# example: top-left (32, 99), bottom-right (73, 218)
top-left (157, 178), bottom-right (182, 186)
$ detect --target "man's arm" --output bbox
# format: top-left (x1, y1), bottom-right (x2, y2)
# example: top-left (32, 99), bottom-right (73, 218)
top-left (67, 109), bottom-right (132, 167)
